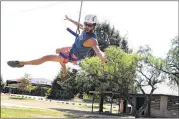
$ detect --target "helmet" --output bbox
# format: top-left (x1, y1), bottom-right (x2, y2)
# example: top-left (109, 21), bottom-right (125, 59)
top-left (84, 14), bottom-right (98, 24)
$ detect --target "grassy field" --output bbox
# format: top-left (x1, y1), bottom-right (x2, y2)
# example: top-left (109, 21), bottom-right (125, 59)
top-left (1, 94), bottom-right (80, 118)
top-left (1, 106), bottom-right (79, 118)
top-left (1, 94), bottom-right (120, 118)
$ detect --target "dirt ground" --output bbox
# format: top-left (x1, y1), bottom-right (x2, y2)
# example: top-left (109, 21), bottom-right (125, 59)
top-left (1, 93), bottom-right (134, 118)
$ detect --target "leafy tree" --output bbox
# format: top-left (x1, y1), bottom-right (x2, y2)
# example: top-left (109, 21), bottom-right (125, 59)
top-left (88, 21), bottom-right (130, 57)
top-left (79, 56), bottom-right (110, 112)
top-left (79, 46), bottom-right (139, 112)
top-left (142, 37), bottom-right (179, 95)
top-left (135, 58), bottom-right (165, 117)
top-left (166, 36), bottom-right (179, 78)
top-left (45, 88), bottom-right (51, 97)
top-left (129, 46), bottom-right (165, 118)
top-left (16, 73), bottom-right (34, 94)
top-left (48, 68), bottom-right (78, 99)
top-left (1, 75), bottom-right (5, 92)
top-left (105, 46), bottom-right (140, 114)
top-left (31, 86), bottom-right (50, 96)
top-left (165, 36), bottom-right (179, 94)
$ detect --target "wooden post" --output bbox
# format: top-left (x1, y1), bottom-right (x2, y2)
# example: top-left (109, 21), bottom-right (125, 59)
top-left (110, 93), bottom-right (113, 113)
top-left (120, 98), bottom-right (124, 113)
top-left (92, 94), bottom-right (94, 112)
top-left (118, 98), bottom-right (120, 114)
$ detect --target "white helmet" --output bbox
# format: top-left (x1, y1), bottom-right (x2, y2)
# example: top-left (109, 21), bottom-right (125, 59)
top-left (84, 14), bottom-right (98, 24)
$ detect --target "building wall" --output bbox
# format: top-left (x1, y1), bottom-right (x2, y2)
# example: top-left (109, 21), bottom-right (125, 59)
top-left (166, 96), bottom-right (179, 118)
top-left (150, 95), bottom-right (161, 117)
top-left (127, 94), bottom-right (178, 118)
top-left (150, 95), bottom-right (179, 118)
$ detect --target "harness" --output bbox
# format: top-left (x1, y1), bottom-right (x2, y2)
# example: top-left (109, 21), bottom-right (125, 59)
top-left (59, 29), bottom-right (95, 62)
top-left (60, 1), bottom-right (83, 62)
top-left (59, 28), bottom-right (80, 62)
top-left (59, 52), bottom-right (80, 62)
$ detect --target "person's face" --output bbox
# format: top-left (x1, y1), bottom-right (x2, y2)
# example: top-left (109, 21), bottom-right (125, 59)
top-left (84, 22), bottom-right (95, 32)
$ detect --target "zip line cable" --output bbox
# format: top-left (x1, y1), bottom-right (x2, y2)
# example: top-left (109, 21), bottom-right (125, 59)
top-left (75, 1), bottom-right (83, 37)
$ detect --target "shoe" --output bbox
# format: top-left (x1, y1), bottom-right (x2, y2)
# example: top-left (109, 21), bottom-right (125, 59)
top-left (7, 61), bottom-right (24, 68)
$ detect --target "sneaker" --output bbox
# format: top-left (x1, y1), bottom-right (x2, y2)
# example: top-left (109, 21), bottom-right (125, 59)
top-left (7, 61), bottom-right (24, 68)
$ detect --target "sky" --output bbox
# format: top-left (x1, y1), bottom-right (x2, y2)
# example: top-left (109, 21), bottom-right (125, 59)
top-left (1, 1), bottom-right (178, 95)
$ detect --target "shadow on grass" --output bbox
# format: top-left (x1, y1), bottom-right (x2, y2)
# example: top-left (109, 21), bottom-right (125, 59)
top-left (50, 108), bottom-right (133, 118)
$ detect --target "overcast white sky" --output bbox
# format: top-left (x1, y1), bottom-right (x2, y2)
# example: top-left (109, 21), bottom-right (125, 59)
top-left (1, 1), bottom-right (178, 95)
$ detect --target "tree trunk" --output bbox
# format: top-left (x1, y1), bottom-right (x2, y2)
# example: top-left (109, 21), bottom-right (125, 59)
top-left (139, 108), bottom-right (145, 117)
top-left (147, 101), bottom-right (151, 116)
top-left (134, 108), bottom-right (145, 118)
top-left (130, 97), bottom-right (150, 118)
top-left (118, 98), bottom-right (120, 113)
top-left (133, 108), bottom-right (140, 118)
top-left (178, 85), bottom-right (179, 96)
top-left (99, 93), bottom-right (104, 112)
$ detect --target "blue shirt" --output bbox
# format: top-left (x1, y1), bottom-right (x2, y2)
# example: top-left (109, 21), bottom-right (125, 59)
top-left (69, 31), bottom-right (97, 60)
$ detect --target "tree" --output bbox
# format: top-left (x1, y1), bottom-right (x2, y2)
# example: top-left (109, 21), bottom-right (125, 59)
top-left (166, 36), bottom-right (179, 78)
top-left (1, 75), bottom-right (5, 92)
top-left (105, 46), bottom-right (139, 91)
top-left (79, 56), bottom-right (110, 112)
top-left (105, 46), bottom-right (140, 114)
top-left (31, 86), bottom-right (50, 96)
top-left (143, 37), bottom-right (179, 95)
top-left (134, 57), bottom-right (165, 118)
top-left (165, 36), bottom-right (179, 94)
top-left (129, 46), bottom-right (165, 118)
top-left (48, 70), bottom-right (67, 99)
top-left (16, 73), bottom-right (34, 94)
top-left (48, 68), bottom-right (78, 99)
top-left (88, 21), bottom-right (130, 57)
top-left (79, 46), bottom-right (139, 112)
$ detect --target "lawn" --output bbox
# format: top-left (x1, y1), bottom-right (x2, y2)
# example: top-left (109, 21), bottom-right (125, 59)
top-left (1, 106), bottom-right (79, 118)
top-left (1, 93), bottom-right (120, 118)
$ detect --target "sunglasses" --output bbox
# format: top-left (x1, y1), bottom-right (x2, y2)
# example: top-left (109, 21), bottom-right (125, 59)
top-left (84, 22), bottom-right (94, 27)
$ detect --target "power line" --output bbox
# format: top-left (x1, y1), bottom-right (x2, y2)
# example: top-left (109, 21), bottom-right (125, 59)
top-left (19, 2), bottom-right (61, 13)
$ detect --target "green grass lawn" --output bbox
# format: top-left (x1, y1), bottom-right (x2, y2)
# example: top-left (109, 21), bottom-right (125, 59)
top-left (1, 94), bottom-right (119, 117)
top-left (1, 106), bottom-right (79, 118)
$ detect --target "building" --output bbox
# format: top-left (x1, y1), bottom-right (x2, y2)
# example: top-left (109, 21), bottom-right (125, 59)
top-left (6, 78), bottom-right (52, 86)
top-left (89, 91), bottom-right (179, 118)
top-left (4, 78), bottom-right (52, 94)
top-left (130, 93), bottom-right (179, 118)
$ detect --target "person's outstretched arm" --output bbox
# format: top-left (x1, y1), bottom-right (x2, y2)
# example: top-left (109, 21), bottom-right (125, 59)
top-left (65, 15), bottom-right (84, 30)
top-left (91, 39), bottom-right (107, 63)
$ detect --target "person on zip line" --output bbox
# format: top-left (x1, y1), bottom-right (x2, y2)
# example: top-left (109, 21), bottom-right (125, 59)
top-left (7, 14), bottom-right (107, 82)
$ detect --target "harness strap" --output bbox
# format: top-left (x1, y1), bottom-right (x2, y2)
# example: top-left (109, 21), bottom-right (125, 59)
top-left (67, 28), bottom-right (78, 37)
top-left (64, 1), bottom-right (83, 62)
top-left (59, 52), bottom-right (80, 62)
top-left (59, 52), bottom-right (68, 59)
